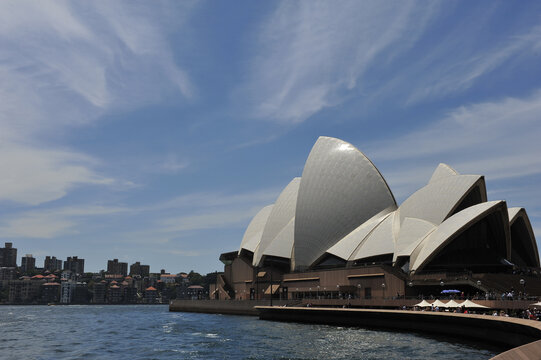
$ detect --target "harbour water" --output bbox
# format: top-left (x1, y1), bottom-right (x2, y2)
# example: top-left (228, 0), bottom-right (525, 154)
top-left (0, 305), bottom-right (498, 359)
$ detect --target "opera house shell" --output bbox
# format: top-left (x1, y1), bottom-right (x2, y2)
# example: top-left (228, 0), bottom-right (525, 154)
top-left (236, 136), bottom-right (539, 275)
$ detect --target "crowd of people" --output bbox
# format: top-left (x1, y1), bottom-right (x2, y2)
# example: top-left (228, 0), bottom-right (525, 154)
top-left (409, 304), bottom-right (541, 320)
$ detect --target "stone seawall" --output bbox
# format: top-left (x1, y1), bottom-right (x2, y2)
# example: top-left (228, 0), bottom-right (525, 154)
top-left (169, 299), bottom-right (291, 316)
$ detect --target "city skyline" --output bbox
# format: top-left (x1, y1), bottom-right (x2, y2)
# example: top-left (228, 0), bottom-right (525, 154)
top-left (1, 1), bottom-right (540, 274)
top-left (3, 241), bottom-right (170, 275)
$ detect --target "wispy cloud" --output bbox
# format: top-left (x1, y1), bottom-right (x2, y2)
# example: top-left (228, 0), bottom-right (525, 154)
top-left (156, 155), bottom-right (190, 174)
top-left (405, 25), bottom-right (541, 104)
top-left (240, 0), bottom-right (439, 124)
top-left (0, 144), bottom-right (113, 205)
top-left (145, 188), bottom-right (281, 213)
top-left (239, 2), bottom-right (541, 125)
top-left (0, 1), bottom-right (195, 205)
top-left (365, 90), bottom-right (541, 201)
top-left (0, 213), bottom-right (76, 239)
top-left (0, 204), bottom-right (128, 238)
top-left (154, 188), bottom-right (280, 234)
top-left (0, 187), bottom-right (280, 240)
top-left (160, 208), bottom-right (264, 233)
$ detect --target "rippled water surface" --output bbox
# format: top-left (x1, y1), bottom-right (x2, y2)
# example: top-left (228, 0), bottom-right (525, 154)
top-left (0, 305), bottom-right (498, 359)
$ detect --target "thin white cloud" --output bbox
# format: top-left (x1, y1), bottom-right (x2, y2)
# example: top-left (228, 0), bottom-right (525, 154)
top-left (160, 207), bottom-right (264, 233)
top-left (0, 213), bottom-right (76, 239)
top-left (365, 90), bottom-right (541, 203)
top-left (157, 155), bottom-right (190, 174)
top-left (0, 204), bottom-right (129, 238)
top-left (0, 144), bottom-right (113, 205)
top-left (240, 2), bottom-right (541, 124)
top-left (371, 90), bottom-right (541, 163)
top-left (0, 186), bottom-right (280, 239)
top-left (241, 0), bottom-right (439, 124)
top-left (146, 188), bottom-right (281, 212)
top-left (406, 25), bottom-right (541, 104)
top-left (152, 187), bottom-right (281, 233)
top-left (0, 1), bottom-right (195, 205)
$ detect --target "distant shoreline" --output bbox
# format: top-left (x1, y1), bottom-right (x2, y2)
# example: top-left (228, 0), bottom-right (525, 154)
top-left (0, 303), bottom-right (168, 306)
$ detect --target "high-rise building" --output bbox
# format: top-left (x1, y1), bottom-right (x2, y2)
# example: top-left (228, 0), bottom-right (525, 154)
top-left (92, 282), bottom-right (106, 304)
top-left (8, 279), bottom-right (42, 303)
top-left (41, 283), bottom-right (60, 303)
top-left (108, 285), bottom-right (122, 303)
top-left (107, 259), bottom-right (128, 276)
top-left (123, 286), bottom-right (138, 304)
top-left (73, 283), bottom-right (89, 304)
top-left (0, 267), bottom-right (17, 281)
top-left (21, 254), bottom-right (36, 273)
top-left (60, 281), bottom-right (88, 304)
top-left (144, 286), bottom-right (158, 304)
top-left (61, 281), bottom-right (77, 304)
top-left (64, 256), bottom-right (84, 275)
top-left (129, 262), bottom-right (150, 277)
top-left (0, 242), bottom-right (17, 267)
top-left (44, 256), bottom-right (63, 272)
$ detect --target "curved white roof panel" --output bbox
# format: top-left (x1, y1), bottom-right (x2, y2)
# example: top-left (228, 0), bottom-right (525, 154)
top-left (393, 217), bottom-right (436, 262)
top-left (253, 177), bottom-right (300, 266)
top-left (326, 207), bottom-right (394, 261)
top-left (410, 201), bottom-right (508, 273)
top-left (259, 217), bottom-right (295, 261)
top-left (508, 207), bottom-right (540, 267)
top-left (428, 163), bottom-right (458, 184)
top-left (508, 207), bottom-right (522, 223)
top-left (293, 137), bottom-right (396, 271)
top-left (350, 212), bottom-right (396, 261)
top-left (397, 175), bottom-right (485, 227)
top-left (238, 204), bottom-right (274, 254)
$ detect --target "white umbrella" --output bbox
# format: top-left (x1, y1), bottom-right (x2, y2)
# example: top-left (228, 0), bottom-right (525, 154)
top-left (414, 300), bottom-right (432, 307)
top-left (529, 301), bottom-right (541, 307)
top-left (444, 300), bottom-right (461, 308)
top-left (431, 299), bottom-right (446, 308)
top-left (458, 299), bottom-right (488, 308)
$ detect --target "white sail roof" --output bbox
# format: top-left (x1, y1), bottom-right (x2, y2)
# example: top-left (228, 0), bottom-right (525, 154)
top-left (428, 163), bottom-right (458, 184)
top-left (410, 201), bottom-right (508, 273)
top-left (397, 174), bottom-right (485, 226)
top-left (393, 217), bottom-right (436, 263)
top-left (350, 212), bottom-right (396, 261)
top-left (259, 217), bottom-right (295, 261)
top-left (234, 137), bottom-right (537, 277)
top-left (508, 207), bottom-right (522, 223)
top-left (325, 207), bottom-right (394, 261)
top-left (238, 205), bottom-right (274, 254)
top-left (253, 178), bottom-right (300, 266)
top-left (508, 207), bottom-right (540, 267)
top-left (293, 137), bottom-right (396, 271)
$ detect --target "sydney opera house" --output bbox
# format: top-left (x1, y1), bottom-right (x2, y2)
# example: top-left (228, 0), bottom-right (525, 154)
top-left (213, 137), bottom-right (541, 302)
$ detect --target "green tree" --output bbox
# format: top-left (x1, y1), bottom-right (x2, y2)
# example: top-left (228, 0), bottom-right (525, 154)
top-left (187, 270), bottom-right (204, 285)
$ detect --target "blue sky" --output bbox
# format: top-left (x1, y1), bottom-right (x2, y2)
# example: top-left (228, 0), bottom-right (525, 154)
top-left (1, 1), bottom-right (541, 274)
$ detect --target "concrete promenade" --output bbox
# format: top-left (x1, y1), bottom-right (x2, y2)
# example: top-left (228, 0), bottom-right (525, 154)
top-left (170, 298), bottom-right (537, 313)
top-left (301, 297), bottom-right (536, 310)
top-left (491, 339), bottom-right (541, 359)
